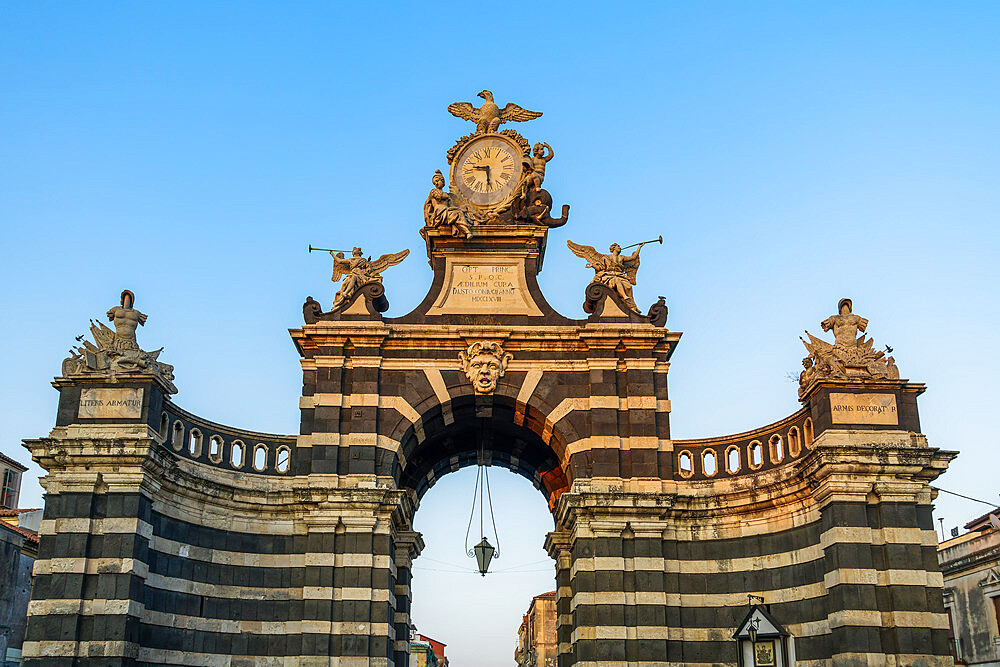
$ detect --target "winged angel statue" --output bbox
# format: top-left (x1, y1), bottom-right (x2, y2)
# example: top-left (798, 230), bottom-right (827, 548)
top-left (330, 247), bottom-right (410, 310)
top-left (448, 90), bottom-right (542, 134)
top-left (567, 240), bottom-right (650, 312)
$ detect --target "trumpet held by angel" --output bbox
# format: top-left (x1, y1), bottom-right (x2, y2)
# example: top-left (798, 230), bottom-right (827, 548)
top-left (330, 246), bottom-right (410, 309)
top-left (567, 239), bottom-right (651, 312)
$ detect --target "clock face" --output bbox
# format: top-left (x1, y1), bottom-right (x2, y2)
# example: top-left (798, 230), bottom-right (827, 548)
top-left (452, 135), bottom-right (521, 207)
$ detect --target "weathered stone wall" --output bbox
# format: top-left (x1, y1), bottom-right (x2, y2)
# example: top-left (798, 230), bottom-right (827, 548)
top-left (1, 524), bottom-right (34, 665)
top-left (939, 528), bottom-right (1000, 664)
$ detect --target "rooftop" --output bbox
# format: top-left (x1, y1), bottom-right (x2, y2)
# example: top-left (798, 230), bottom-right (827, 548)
top-left (0, 450), bottom-right (28, 472)
top-left (0, 517), bottom-right (39, 545)
top-left (964, 507), bottom-right (1000, 531)
top-left (0, 508), bottom-right (42, 517)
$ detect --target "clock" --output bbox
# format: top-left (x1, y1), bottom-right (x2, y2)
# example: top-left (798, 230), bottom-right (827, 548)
top-left (451, 134), bottom-right (523, 209)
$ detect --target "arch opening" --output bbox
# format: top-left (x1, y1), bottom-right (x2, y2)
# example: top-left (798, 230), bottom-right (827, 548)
top-left (396, 395), bottom-right (569, 510)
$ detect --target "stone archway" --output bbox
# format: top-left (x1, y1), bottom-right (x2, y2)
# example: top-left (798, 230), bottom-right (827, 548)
top-left (21, 94), bottom-right (955, 666)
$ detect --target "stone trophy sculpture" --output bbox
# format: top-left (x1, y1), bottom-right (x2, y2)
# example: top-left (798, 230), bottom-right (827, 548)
top-left (799, 298), bottom-right (899, 394)
top-left (61, 289), bottom-right (176, 392)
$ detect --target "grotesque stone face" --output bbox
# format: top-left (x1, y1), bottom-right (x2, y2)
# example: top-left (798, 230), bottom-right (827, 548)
top-left (459, 341), bottom-right (512, 395)
top-left (468, 353), bottom-right (503, 393)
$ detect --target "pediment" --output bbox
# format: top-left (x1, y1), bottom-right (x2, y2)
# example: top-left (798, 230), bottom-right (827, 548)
top-left (733, 605), bottom-right (788, 639)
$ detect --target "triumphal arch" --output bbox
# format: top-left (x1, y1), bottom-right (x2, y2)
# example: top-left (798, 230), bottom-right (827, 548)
top-left (23, 92), bottom-right (955, 666)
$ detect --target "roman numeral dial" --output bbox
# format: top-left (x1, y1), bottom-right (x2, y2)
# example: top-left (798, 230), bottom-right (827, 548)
top-left (451, 135), bottom-right (523, 208)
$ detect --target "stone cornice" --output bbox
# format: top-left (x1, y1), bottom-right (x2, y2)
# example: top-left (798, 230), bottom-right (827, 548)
top-left (939, 542), bottom-right (1000, 577)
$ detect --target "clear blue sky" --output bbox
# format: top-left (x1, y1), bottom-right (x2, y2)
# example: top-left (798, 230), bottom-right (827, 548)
top-left (2, 3), bottom-right (999, 665)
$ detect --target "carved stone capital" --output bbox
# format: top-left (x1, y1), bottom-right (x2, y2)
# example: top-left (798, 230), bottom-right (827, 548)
top-left (393, 530), bottom-right (425, 568)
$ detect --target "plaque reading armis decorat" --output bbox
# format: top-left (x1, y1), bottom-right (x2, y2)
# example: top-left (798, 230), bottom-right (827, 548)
top-left (78, 387), bottom-right (144, 419)
top-left (829, 392), bottom-right (898, 425)
top-left (427, 256), bottom-right (543, 316)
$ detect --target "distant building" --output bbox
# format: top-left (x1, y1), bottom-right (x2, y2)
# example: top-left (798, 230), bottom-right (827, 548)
top-left (515, 591), bottom-right (557, 667)
top-left (939, 507), bottom-right (1000, 665)
top-left (0, 453), bottom-right (26, 510)
top-left (409, 639), bottom-right (438, 667)
top-left (1, 503), bottom-right (40, 665)
top-left (414, 634), bottom-right (447, 666)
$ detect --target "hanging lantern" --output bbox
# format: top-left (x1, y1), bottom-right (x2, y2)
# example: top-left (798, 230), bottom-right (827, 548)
top-left (465, 462), bottom-right (500, 576)
top-left (473, 537), bottom-right (495, 576)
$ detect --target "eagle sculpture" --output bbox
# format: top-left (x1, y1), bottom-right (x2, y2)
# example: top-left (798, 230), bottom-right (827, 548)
top-left (448, 90), bottom-right (542, 134)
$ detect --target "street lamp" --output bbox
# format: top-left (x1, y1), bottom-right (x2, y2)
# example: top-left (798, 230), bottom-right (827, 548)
top-left (473, 537), bottom-right (495, 576)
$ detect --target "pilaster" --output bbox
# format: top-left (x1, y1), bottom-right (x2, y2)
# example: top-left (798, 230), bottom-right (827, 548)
top-left (545, 529), bottom-right (574, 667)
top-left (391, 530), bottom-right (424, 667)
top-left (21, 425), bottom-right (157, 667)
top-left (802, 435), bottom-right (956, 666)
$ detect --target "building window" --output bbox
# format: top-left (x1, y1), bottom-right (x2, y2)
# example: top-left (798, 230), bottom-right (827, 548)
top-left (769, 435), bottom-right (784, 464)
top-left (275, 446), bottom-right (291, 474)
top-left (943, 602), bottom-right (963, 663)
top-left (188, 429), bottom-right (203, 458)
top-left (725, 445), bottom-right (741, 474)
top-left (748, 440), bottom-right (764, 470)
top-left (208, 436), bottom-right (224, 464)
top-left (252, 444), bottom-right (268, 472)
top-left (171, 421), bottom-right (185, 451)
top-left (702, 449), bottom-right (718, 477)
top-left (677, 450), bottom-right (693, 478)
top-left (1, 469), bottom-right (20, 509)
top-left (230, 440), bottom-right (245, 468)
top-left (979, 571), bottom-right (1000, 647)
top-left (787, 427), bottom-right (801, 458)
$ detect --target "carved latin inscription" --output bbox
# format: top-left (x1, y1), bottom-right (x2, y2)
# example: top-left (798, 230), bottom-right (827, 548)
top-left (428, 257), bottom-right (542, 316)
top-left (78, 388), bottom-right (144, 419)
top-left (829, 392), bottom-right (898, 425)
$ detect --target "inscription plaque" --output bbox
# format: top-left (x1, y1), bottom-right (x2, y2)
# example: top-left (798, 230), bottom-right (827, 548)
top-left (427, 256), bottom-right (542, 316)
top-left (78, 388), bottom-right (144, 419)
top-left (829, 392), bottom-right (898, 425)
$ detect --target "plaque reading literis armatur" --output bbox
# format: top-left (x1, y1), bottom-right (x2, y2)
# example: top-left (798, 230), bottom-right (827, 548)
top-left (78, 387), bottom-right (144, 419)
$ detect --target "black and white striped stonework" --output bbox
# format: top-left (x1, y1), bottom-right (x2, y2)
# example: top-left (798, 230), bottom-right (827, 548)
top-left (24, 489), bottom-right (410, 666)
top-left (547, 500), bottom-right (948, 666)
top-left (22, 289), bottom-right (956, 665)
